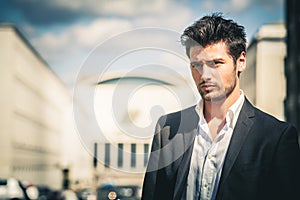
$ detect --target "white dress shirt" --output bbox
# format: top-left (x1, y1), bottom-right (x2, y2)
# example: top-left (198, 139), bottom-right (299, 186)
top-left (186, 92), bottom-right (245, 200)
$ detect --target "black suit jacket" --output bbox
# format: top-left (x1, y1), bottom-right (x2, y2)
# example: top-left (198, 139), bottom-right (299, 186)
top-left (142, 99), bottom-right (300, 200)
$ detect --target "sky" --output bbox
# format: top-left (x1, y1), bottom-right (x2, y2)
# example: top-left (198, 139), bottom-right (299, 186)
top-left (0, 0), bottom-right (285, 87)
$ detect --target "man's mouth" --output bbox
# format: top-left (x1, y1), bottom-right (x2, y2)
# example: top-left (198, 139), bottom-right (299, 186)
top-left (199, 82), bottom-right (216, 91)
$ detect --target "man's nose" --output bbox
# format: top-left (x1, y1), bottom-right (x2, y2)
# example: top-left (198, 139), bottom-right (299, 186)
top-left (197, 63), bottom-right (213, 79)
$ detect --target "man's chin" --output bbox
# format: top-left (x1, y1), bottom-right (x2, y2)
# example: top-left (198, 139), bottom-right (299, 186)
top-left (200, 92), bottom-right (226, 102)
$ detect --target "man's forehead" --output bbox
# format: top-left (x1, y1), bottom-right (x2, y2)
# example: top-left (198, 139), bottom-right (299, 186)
top-left (189, 42), bottom-right (229, 61)
top-left (189, 45), bottom-right (204, 57)
top-left (189, 46), bottom-right (217, 61)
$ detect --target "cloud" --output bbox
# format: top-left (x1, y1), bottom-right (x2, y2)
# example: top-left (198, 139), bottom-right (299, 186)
top-left (219, 0), bottom-right (251, 12)
top-left (5, 0), bottom-right (91, 26)
top-left (0, 0), bottom-right (284, 27)
top-left (29, 0), bottom-right (193, 71)
top-left (199, 0), bottom-right (283, 14)
top-left (30, 14), bottom-right (191, 85)
top-left (4, 0), bottom-right (188, 26)
top-left (71, 19), bottom-right (133, 47)
top-left (31, 18), bottom-right (133, 68)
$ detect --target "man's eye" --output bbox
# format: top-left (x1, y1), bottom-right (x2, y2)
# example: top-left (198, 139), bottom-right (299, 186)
top-left (191, 62), bottom-right (203, 69)
top-left (206, 61), bottom-right (216, 68)
top-left (212, 60), bottom-right (224, 67)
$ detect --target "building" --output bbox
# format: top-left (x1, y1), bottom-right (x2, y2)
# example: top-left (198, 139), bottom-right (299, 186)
top-left (85, 69), bottom-right (198, 187)
top-left (0, 24), bottom-right (93, 189)
top-left (241, 22), bottom-right (286, 120)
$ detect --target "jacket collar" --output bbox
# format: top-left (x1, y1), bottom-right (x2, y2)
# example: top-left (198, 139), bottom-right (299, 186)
top-left (216, 98), bottom-right (255, 199)
top-left (173, 105), bottom-right (199, 200)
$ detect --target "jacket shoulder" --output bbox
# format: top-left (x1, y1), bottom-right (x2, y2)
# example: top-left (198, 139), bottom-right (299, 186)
top-left (253, 106), bottom-right (292, 130)
top-left (243, 98), bottom-right (292, 131)
top-left (158, 105), bottom-right (199, 132)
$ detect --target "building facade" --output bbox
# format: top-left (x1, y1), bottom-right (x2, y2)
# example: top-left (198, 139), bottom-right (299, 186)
top-left (0, 25), bottom-right (93, 190)
top-left (241, 22), bottom-right (287, 120)
top-left (90, 70), bottom-right (198, 187)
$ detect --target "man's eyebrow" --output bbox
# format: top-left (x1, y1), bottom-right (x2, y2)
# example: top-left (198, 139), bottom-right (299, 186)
top-left (212, 58), bottom-right (225, 62)
top-left (190, 58), bottom-right (225, 63)
top-left (190, 61), bottom-right (203, 66)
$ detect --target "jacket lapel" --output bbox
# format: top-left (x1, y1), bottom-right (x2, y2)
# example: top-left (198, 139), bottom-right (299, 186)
top-left (173, 106), bottom-right (199, 200)
top-left (216, 99), bottom-right (255, 199)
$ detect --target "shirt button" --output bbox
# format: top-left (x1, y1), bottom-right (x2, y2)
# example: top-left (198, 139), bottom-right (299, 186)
top-left (204, 184), bottom-right (208, 187)
top-left (208, 154), bottom-right (212, 159)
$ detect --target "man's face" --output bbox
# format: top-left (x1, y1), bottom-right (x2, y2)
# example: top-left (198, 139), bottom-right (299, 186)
top-left (189, 41), bottom-right (241, 102)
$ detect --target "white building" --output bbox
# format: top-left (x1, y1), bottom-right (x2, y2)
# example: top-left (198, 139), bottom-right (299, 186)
top-left (241, 22), bottom-right (286, 120)
top-left (0, 24), bottom-right (93, 190)
top-left (81, 69), bottom-right (198, 187)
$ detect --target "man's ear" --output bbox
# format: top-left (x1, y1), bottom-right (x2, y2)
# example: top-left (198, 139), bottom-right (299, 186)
top-left (237, 51), bottom-right (246, 73)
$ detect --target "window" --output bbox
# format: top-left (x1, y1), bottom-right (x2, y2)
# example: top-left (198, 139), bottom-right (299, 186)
top-left (131, 143), bottom-right (136, 168)
top-left (105, 143), bottom-right (110, 168)
top-left (93, 143), bottom-right (98, 168)
top-left (144, 144), bottom-right (149, 167)
top-left (118, 143), bottom-right (123, 167)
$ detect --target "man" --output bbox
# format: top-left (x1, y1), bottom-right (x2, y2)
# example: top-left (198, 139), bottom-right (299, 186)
top-left (142, 13), bottom-right (300, 200)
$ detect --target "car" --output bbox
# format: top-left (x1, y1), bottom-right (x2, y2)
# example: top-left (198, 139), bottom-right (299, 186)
top-left (76, 188), bottom-right (96, 200)
top-left (97, 185), bottom-right (141, 200)
top-left (36, 185), bottom-right (53, 200)
top-left (0, 177), bottom-right (27, 200)
top-left (61, 189), bottom-right (78, 200)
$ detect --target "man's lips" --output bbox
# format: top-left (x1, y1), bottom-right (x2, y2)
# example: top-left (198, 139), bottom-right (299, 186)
top-left (199, 83), bottom-right (216, 90)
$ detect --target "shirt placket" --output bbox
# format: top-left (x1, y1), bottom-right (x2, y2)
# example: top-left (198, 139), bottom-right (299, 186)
top-left (199, 123), bottom-right (229, 200)
top-left (194, 136), bottom-right (209, 199)
top-left (199, 145), bottom-right (217, 199)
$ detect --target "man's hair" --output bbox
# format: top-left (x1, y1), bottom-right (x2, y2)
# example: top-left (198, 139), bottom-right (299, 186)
top-left (181, 13), bottom-right (246, 63)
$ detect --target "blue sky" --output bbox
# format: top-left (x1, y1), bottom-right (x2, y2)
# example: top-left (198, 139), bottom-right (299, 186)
top-left (0, 0), bottom-right (285, 86)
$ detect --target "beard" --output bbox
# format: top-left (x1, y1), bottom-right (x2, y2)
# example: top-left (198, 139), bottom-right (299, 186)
top-left (198, 73), bottom-right (237, 102)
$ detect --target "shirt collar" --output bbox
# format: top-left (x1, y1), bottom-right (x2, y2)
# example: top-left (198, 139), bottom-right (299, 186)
top-left (227, 90), bottom-right (245, 128)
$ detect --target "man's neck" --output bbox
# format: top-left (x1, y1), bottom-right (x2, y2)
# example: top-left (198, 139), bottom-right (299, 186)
top-left (203, 89), bottom-right (241, 140)
top-left (204, 100), bottom-right (226, 123)
top-left (204, 88), bottom-right (241, 122)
